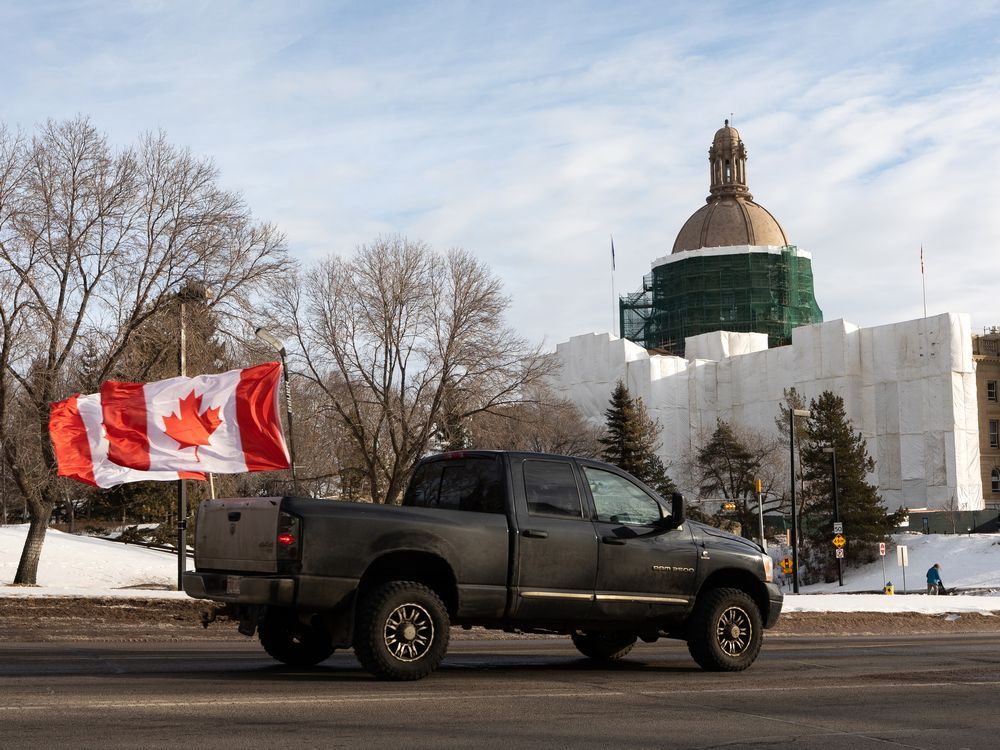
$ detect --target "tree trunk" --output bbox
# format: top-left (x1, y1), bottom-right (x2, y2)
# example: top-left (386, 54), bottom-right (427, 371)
top-left (14, 513), bottom-right (51, 584)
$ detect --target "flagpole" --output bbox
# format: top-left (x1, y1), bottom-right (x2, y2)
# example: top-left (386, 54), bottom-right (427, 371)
top-left (921, 245), bottom-right (927, 318)
top-left (611, 234), bottom-right (617, 336)
top-left (177, 299), bottom-right (188, 591)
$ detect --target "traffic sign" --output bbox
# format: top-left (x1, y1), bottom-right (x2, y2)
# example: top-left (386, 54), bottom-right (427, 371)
top-left (897, 544), bottom-right (908, 567)
top-left (835, 548), bottom-right (845, 559)
top-left (879, 542), bottom-right (886, 557)
top-left (780, 557), bottom-right (794, 574)
top-left (832, 533), bottom-right (846, 548)
top-left (833, 522), bottom-right (843, 534)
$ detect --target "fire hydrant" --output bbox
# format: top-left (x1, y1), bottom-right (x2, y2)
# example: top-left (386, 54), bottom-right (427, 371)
top-left (883, 581), bottom-right (894, 595)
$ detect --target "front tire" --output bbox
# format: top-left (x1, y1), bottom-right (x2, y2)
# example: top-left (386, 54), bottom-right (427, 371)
top-left (571, 631), bottom-right (637, 661)
top-left (353, 581), bottom-right (450, 681)
top-left (686, 588), bottom-right (763, 672)
top-left (258, 608), bottom-right (335, 667)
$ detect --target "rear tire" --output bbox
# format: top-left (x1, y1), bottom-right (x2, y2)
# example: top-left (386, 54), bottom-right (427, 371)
top-left (686, 588), bottom-right (763, 672)
top-left (258, 608), bottom-right (335, 667)
top-left (571, 631), bottom-right (637, 661)
top-left (353, 581), bottom-right (450, 681)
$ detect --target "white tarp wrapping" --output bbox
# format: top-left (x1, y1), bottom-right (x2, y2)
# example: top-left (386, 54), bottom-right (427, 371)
top-left (554, 312), bottom-right (984, 511)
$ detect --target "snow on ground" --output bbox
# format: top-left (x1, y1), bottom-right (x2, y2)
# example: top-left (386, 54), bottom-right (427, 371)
top-left (0, 524), bottom-right (183, 594)
top-left (796, 532), bottom-right (1000, 594)
top-left (2, 524), bottom-right (1000, 612)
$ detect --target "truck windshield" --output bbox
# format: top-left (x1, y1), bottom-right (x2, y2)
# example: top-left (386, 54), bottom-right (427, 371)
top-left (403, 457), bottom-right (505, 514)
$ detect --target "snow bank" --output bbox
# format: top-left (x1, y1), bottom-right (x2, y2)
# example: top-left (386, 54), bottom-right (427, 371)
top-left (783, 594), bottom-right (999, 614)
top-left (800, 532), bottom-right (1000, 594)
top-left (0, 523), bottom-right (180, 591)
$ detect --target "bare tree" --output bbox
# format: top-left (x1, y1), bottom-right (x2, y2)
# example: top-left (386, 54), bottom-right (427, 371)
top-left (0, 118), bottom-right (289, 583)
top-left (463, 384), bottom-right (603, 458)
top-left (695, 419), bottom-right (785, 541)
top-left (274, 236), bottom-right (552, 504)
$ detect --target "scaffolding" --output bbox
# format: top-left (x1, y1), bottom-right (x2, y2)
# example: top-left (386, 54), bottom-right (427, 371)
top-left (619, 246), bottom-right (823, 356)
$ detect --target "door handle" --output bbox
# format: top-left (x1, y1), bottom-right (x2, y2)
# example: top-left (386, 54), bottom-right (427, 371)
top-left (522, 529), bottom-right (548, 539)
top-left (602, 536), bottom-right (626, 545)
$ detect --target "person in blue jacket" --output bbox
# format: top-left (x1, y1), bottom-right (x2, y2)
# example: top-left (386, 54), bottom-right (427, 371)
top-left (926, 563), bottom-right (944, 595)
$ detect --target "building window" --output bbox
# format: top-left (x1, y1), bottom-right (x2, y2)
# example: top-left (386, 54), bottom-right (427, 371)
top-left (989, 380), bottom-right (998, 402)
top-left (993, 468), bottom-right (1000, 494)
top-left (991, 420), bottom-right (1000, 449)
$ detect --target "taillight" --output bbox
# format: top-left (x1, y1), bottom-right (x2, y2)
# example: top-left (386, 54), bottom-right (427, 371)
top-left (277, 512), bottom-right (301, 560)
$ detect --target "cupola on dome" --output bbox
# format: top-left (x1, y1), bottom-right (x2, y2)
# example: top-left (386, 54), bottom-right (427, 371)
top-left (672, 120), bottom-right (788, 254)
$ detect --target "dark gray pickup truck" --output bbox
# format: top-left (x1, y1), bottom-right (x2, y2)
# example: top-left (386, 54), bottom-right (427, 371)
top-left (185, 450), bottom-right (782, 680)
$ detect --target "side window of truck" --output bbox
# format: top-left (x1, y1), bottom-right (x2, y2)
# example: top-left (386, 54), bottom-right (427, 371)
top-left (403, 458), bottom-right (505, 514)
top-left (583, 467), bottom-right (662, 526)
top-left (523, 460), bottom-right (584, 518)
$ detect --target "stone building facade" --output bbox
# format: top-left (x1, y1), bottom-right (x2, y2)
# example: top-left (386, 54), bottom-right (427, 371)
top-left (972, 328), bottom-right (1000, 501)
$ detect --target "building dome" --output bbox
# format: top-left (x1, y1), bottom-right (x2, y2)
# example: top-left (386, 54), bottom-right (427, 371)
top-left (672, 197), bottom-right (788, 253)
top-left (672, 120), bottom-right (789, 254)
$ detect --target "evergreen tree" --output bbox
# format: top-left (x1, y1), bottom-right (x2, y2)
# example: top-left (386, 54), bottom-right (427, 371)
top-left (600, 381), bottom-right (676, 497)
top-left (799, 391), bottom-right (904, 580)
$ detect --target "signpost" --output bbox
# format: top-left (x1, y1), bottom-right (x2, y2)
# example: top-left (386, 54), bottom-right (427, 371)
top-left (897, 544), bottom-right (909, 593)
top-left (755, 478), bottom-right (766, 552)
top-left (879, 542), bottom-right (887, 589)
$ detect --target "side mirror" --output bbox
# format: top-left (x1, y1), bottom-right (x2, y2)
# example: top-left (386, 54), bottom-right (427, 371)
top-left (671, 492), bottom-right (685, 526)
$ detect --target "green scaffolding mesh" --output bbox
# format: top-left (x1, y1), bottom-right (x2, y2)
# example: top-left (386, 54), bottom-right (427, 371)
top-left (620, 246), bottom-right (823, 356)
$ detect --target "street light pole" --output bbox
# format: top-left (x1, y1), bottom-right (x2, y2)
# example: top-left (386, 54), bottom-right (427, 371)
top-left (825, 446), bottom-right (843, 587)
top-left (255, 328), bottom-right (298, 493)
top-left (789, 408), bottom-right (811, 594)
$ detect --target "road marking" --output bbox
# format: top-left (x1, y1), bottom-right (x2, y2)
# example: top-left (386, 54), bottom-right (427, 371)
top-left (3, 680), bottom-right (1000, 712)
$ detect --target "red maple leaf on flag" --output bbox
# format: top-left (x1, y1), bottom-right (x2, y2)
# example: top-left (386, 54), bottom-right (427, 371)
top-left (162, 391), bottom-right (222, 462)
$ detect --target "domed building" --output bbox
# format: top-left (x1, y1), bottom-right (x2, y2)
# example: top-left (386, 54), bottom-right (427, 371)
top-left (620, 121), bottom-right (823, 355)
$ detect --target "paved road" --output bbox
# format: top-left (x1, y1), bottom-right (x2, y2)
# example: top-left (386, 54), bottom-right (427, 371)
top-left (1, 633), bottom-right (998, 749)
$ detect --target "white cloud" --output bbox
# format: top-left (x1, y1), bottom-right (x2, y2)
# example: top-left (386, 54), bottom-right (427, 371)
top-left (3, 0), bottom-right (998, 344)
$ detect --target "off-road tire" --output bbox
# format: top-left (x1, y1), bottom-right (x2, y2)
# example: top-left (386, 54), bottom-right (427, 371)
top-left (686, 587), bottom-right (763, 672)
top-left (571, 631), bottom-right (638, 661)
top-left (353, 581), bottom-right (450, 681)
top-left (258, 608), bottom-right (335, 667)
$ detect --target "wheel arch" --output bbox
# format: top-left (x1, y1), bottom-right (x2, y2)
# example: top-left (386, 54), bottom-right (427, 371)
top-left (695, 568), bottom-right (770, 623)
top-left (358, 550), bottom-right (459, 617)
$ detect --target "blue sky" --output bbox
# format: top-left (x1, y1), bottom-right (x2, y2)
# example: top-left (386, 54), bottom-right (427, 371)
top-left (3, 0), bottom-right (999, 345)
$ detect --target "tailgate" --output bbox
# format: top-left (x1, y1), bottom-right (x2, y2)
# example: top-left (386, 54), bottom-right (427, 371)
top-left (194, 497), bottom-right (283, 573)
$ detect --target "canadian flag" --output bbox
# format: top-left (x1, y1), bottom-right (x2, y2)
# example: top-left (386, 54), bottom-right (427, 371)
top-left (49, 393), bottom-right (205, 488)
top-left (100, 362), bottom-right (290, 474)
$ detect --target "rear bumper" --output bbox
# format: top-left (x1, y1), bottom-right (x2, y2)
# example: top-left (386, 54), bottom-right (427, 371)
top-left (764, 582), bottom-right (783, 628)
top-left (183, 572), bottom-right (295, 606)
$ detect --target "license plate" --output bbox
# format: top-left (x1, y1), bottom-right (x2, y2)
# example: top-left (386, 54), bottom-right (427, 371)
top-left (226, 576), bottom-right (241, 595)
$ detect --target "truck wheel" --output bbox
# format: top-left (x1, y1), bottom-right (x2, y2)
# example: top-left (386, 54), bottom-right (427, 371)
top-left (686, 588), bottom-right (763, 672)
top-left (258, 609), bottom-right (335, 667)
top-left (571, 632), bottom-right (637, 661)
top-left (353, 581), bottom-right (450, 681)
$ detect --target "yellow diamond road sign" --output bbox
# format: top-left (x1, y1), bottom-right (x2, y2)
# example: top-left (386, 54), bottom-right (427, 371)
top-left (780, 557), bottom-right (793, 574)
top-left (832, 534), bottom-right (846, 548)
